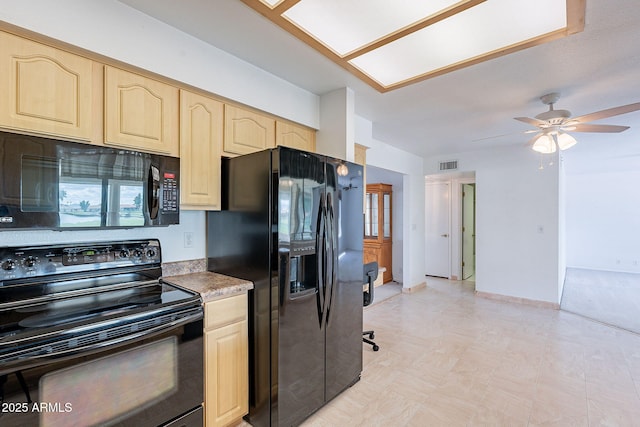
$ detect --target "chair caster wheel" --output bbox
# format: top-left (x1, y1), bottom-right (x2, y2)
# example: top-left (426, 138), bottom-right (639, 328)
top-left (369, 333), bottom-right (375, 339)
top-left (373, 345), bottom-right (379, 351)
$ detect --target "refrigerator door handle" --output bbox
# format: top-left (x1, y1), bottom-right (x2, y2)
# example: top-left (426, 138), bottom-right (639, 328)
top-left (324, 193), bottom-right (338, 326)
top-left (279, 250), bottom-right (291, 315)
top-left (316, 194), bottom-right (326, 327)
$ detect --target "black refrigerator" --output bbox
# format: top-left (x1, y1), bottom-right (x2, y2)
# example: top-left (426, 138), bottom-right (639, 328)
top-left (207, 147), bottom-right (364, 427)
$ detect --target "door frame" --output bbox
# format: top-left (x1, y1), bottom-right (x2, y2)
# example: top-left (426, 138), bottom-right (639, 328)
top-left (453, 177), bottom-right (476, 282)
top-left (461, 182), bottom-right (476, 280)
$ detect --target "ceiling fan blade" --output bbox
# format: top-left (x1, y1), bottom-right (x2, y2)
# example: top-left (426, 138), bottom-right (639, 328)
top-left (570, 123), bottom-right (630, 133)
top-left (571, 102), bottom-right (640, 123)
top-left (514, 116), bottom-right (546, 127)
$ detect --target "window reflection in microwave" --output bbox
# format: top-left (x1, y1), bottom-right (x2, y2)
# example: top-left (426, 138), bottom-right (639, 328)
top-left (59, 179), bottom-right (144, 228)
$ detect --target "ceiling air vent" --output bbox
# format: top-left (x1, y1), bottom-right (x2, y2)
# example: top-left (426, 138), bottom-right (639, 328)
top-left (439, 160), bottom-right (458, 171)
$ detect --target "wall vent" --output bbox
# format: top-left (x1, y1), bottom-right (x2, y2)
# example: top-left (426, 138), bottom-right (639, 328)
top-left (439, 160), bottom-right (458, 171)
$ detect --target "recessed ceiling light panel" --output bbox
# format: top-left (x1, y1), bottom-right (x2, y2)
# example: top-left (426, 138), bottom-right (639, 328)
top-left (283, 0), bottom-right (462, 56)
top-left (241, 0), bottom-right (583, 92)
top-left (349, 0), bottom-right (567, 86)
top-left (259, 0), bottom-right (282, 7)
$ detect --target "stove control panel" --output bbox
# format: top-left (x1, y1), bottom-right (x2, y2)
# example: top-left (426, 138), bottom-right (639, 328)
top-left (0, 239), bottom-right (161, 281)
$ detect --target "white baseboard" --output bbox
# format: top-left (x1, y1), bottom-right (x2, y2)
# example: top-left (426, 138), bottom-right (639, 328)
top-left (475, 291), bottom-right (560, 309)
top-left (402, 281), bottom-right (426, 293)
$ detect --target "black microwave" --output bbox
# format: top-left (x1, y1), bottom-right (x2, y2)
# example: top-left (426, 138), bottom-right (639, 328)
top-left (0, 131), bottom-right (179, 230)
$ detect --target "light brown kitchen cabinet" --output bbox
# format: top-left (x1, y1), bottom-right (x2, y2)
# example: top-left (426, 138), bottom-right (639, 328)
top-left (364, 183), bottom-right (393, 283)
top-left (179, 90), bottom-right (223, 210)
top-left (0, 30), bottom-right (94, 141)
top-left (104, 66), bottom-right (179, 156)
top-left (223, 104), bottom-right (275, 155)
top-left (204, 293), bottom-right (249, 427)
top-left (275, 120), bottom-right (315, 152)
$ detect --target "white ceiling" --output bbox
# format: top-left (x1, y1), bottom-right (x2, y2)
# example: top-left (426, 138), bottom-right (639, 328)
top-left (118, 0), bottom-right (640, 165)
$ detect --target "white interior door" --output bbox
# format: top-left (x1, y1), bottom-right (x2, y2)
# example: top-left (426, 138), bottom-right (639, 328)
top-left (425, 182), bottom-right (450, 278)
top-left (462, 183), bottom-right (476, 280)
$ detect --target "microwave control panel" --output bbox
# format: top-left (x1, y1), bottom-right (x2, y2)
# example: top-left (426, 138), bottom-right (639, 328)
top-left (162, 172), bottom-right (178, 212)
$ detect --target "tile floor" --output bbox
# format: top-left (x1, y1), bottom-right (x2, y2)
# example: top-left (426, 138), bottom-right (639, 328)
top-left (370, 281), bottom-right (402, 306)
top-left (299, 277), bottom-right (640, 426)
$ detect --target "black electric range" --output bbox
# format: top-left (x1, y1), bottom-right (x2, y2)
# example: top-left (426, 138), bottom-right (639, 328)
top-left (0, 239), bottom-right (204, 427)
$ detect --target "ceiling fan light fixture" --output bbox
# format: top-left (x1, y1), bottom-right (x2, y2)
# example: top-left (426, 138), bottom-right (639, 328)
top-left (556, 131), bottom-right (577, 150)
top-left (532, 134), bottom-right (556, 154)
top-left (337, 162), bottom-right (349, 176)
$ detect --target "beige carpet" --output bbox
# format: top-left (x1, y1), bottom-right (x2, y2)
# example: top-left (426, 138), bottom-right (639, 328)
top-left (561, 268), bottom-right (640, 334)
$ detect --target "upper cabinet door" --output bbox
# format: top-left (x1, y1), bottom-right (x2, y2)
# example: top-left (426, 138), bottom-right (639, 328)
top-left (104, 66), bottom-right (179, 156)
top-left (275, 121), bottom-right (315, 152)
top-left (180, 89), bottom-right (223, 210)
top-left (223, 104), bottom-right (275, 155)
top-left (0, 31), bottom-right (93, 141)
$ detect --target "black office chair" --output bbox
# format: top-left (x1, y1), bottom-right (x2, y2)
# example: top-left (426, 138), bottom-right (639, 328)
top-left (363, 262), bottom-right (379, 351)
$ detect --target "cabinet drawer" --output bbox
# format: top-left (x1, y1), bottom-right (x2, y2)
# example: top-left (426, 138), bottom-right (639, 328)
top-left (205, 293), bottom-right (247, 330)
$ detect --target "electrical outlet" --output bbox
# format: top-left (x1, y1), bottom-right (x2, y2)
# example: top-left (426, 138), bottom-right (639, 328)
top-left (184, 232), bottom-right (194, 248)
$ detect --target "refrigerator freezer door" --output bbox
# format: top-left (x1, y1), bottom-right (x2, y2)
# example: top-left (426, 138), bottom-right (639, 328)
top-left (324, 159), bottom-right (364, 401)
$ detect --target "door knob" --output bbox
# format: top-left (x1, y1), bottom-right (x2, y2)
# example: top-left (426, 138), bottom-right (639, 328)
top-left (441, 233), bottom-right (449, 237)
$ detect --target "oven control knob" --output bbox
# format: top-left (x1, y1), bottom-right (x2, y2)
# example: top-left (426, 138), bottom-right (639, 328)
top-left (132, 249), bottom-right (143, 258)
top-left (119, 249), bottom-right (130, 258)
top-left (2, 259), bottom-right (16, 271)
top-left (145, 248), bottom-right (157, 259)
top-left (23, 256), bottom-right (37, 268)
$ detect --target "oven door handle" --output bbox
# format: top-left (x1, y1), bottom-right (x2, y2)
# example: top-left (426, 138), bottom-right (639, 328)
top-left (0, 299), bottom-right (201, 347)
top-left (0, 311), bottom-right (202, 373)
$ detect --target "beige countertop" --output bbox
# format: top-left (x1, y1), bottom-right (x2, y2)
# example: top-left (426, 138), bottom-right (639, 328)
top-left (162, 271), bottom-right (253, 303)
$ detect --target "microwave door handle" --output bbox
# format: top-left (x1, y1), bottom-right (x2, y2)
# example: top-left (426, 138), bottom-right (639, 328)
top-left (148, 165), bottom-right (160, 220)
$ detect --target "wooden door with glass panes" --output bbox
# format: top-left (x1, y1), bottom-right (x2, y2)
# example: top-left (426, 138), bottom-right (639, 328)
top-left (363, 183), bottom-right (392, 283)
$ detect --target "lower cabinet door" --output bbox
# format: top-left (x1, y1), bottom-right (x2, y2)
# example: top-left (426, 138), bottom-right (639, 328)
top-left (205, 320), bottom-right (248, 427)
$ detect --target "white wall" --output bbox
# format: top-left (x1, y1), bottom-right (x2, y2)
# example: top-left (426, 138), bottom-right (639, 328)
top-left (0, 0), bottom-right (320, 263)
top-left (356, 116), bottom-right (425, 290)
top-left (0, 211), bottom-right (205, 263)
top-left (565, 170), bottom-right (640, 273)
top-left (317, 88), bottom-right (355, 161)
top-left (425, 146), bottom-right (562, 304)
top-left (558, 161), bottom-right (567, 300)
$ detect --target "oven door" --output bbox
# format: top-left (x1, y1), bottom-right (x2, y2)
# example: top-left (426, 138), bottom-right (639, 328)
top-left (0, 318), bottom-right (203, 427)
top-left (0, 130), bottom-right (179, 230)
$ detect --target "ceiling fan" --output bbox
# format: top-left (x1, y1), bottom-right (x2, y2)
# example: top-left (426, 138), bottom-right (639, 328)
top-left (514, 92), bottom-right (640, 153)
